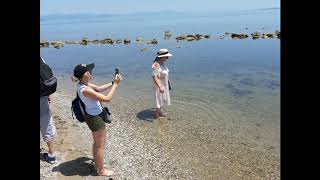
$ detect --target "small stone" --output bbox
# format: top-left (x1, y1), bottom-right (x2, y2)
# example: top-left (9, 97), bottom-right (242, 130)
top-left (146, 39), bottom-right (158, 45)
top-left (124, 39), bottom-right (130, 44)
top-left (136, 36), bottom-right (143, 41)
top-left (116, 39), bottom-right (123, 44)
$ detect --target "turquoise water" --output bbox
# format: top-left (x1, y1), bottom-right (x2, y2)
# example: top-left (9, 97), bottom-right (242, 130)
top-left (41, 9), bottom-right (280, 150)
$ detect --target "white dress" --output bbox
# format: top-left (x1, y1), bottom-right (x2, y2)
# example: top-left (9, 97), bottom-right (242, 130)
top-left (152, 63), bottom-right (171, 108)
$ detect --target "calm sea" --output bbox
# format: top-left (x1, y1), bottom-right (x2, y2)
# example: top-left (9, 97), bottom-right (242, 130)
top-left (41, 9), bottom-right (280, 151)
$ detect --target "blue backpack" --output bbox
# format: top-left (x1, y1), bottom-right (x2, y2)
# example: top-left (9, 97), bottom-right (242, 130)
top-left (71, 92), bottom-right (86, 122)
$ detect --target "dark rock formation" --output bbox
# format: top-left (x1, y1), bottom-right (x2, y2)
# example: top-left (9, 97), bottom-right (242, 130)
top-left (231, 33), bottom-right (249, 39)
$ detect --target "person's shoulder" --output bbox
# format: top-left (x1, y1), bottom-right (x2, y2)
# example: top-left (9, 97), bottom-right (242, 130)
top-left (152, 62), bottom-right (160, 69)
top-left (78, 84), bottom-right (88, 90)
top-left (81, 86), bottom-right (95, 95)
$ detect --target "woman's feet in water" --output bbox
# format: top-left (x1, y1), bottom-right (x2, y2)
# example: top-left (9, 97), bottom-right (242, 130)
top-left (154, 108), bottom-right (160, 119)
top-left (159, 111), bottom-right (167, 117)
top-left (154, 109), bottom-right (167, 119)
top-left (154, 111), bottom-right (167, 119)
top-left (98, 169), bottom-right (114, 176)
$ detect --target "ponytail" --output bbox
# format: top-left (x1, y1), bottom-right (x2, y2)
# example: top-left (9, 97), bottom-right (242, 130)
top-left (71, 75), bottom-right (79, 82)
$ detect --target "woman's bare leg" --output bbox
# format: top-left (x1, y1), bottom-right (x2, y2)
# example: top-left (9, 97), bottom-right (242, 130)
top-left (155, 108), bottom-right (160, 119)
top-left (92, 128), bottom-right (114, 176)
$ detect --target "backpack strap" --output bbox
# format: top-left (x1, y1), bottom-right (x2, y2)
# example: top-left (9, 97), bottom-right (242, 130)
top-left (77, 84), bottom-right (86, 110)
top-left (71, 84), bottom-right (86, 119)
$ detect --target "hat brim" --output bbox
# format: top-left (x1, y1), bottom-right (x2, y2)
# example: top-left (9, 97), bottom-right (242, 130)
top-left (157, 53), bottom-right (173, 58)
top-left (86, 63), bottom-right (95, 71)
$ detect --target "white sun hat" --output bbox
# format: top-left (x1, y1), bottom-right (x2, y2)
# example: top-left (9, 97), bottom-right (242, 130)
top-left (157, 48), bottom-right (173, 58)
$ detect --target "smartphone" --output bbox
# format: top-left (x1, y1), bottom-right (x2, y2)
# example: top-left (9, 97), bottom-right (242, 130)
top-left (115, 68), bottom-right (119, 76)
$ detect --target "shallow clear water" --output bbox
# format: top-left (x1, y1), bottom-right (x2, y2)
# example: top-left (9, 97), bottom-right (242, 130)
top-left (41, 9), bottom-right (280, 152)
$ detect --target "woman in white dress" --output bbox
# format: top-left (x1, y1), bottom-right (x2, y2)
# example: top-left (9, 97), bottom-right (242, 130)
top-left (152, 48), bottom-right (172, 119)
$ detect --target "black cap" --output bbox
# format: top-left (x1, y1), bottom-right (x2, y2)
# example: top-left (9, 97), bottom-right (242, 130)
top-left (73, 63), bottom-right (95, 79)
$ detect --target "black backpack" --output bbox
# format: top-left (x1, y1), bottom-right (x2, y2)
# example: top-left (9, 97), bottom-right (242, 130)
top-left (71, 92), bottom-right (86, 122)
top-left (40, 57), bottom-right (57, 96)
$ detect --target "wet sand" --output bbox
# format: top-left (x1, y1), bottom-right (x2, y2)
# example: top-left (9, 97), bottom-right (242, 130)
top-left (40, 77), bottom-right (280, 179)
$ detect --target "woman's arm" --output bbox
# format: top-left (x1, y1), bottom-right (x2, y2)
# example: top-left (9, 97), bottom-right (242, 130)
top-left (88, 82), bottom-right (113, 92)
top-left (82, 84), bottom-right (118, 102)
top-left (152, 62), bottom-right (164, 93)
top-left (83, 74), bottom-right (122, 102)
top-left (153, 75), bottom-right (164, 93)
top-left (153, 75), bottom-right (162, 89)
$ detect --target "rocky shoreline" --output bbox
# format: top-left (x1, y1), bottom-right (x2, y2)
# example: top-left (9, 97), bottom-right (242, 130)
top-left (40, 30), bottom-right (280, 49)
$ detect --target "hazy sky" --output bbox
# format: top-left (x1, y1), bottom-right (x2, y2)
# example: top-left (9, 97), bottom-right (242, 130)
top-left (40, 0), bottom-right (280, 15)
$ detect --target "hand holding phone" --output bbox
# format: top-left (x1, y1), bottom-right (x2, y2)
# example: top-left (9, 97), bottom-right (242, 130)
top-left (115, 68), bottom-right (119, 76)
top-left (113, 68), bottom-right (122, 85)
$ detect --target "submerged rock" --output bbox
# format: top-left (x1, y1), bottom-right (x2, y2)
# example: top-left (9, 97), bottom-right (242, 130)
top-left (176, 35), bottom-right (187, 40)
top-left (51, 41), bottom-right (64, 49)
top-left (146, 39), bottom-right (158, 45)
top-left (40, 40), bottom-right (49, 48)
top-left (262, 33), bottom-right (275, 38)
top-left (251, 32), bottom-right (261, 39)
top-left (136, 36), bottom-right (143, 42)
top-left (91, 39), bottom-right (100, 44)
top-left (80, 38), bottom-right (89, 45)
top-left (204, 35), bottom-right (210, 39)
top-left (195, 34), bottom-right (204, 40)
top-left (64, 40), bottom-right (79, 44)
top-left (116, 39), bottom-right (123, 44)
top-left (164, 31), bottom-right (172, 37)
top-left (124, 39), bottom-right (130, 44)
top-left (231, 33), bottom-right (249, 39)
top-left (186, 37), bottom-right (195, 41)
top-left (164, 31), bottom-right (172, 40)
top-left (100, 38), bottom-right (114, 44)
top-left (275, 30), bottom-right (280, 39)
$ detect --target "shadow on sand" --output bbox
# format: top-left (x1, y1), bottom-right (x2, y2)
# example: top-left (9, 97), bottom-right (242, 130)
top-left (52, 157), bottom-right (96, 176)
top-left (136, 108), bottom-right (155, 122)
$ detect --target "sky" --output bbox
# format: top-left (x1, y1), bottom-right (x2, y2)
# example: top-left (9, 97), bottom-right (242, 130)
top-left (40, 0), bottom-right (280, 16)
